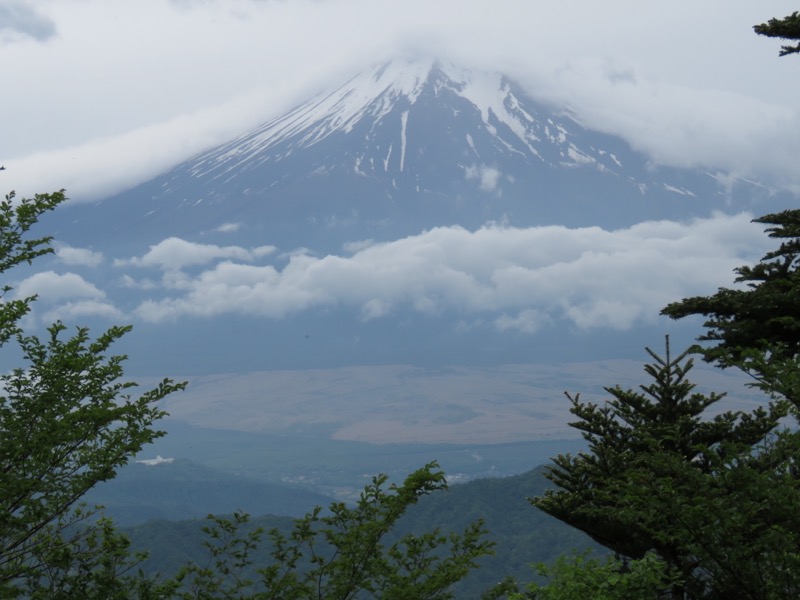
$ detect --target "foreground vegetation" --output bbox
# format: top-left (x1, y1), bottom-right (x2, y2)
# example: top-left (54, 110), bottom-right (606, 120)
top-left (120, 467), bottom-right (598, 598)
top-left (0, 192), bottom-right (495, 598)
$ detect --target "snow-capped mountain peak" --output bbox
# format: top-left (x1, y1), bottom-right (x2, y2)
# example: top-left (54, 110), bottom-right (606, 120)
top-left (56, 56), bottom-right (774, 256)
top-left (186, 57), bottom-right (582, 182)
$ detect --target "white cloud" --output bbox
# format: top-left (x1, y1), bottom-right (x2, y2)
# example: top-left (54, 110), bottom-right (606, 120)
top-left (214, 222), bottom-right (242, 233)
top-left (512, 58), bottom-right (800, 191)
top-left (14, 271), bottom-right (105, 302)
top-left (126, 213), bottom-right (769, 331)
top-left (42, 300), bottom-right (124, 323)
top-left (494, 309), bottom-right (549, 334)
top-left (10, 271), bottom-right (122, 324)
top-left (343, 239), bottom-right (375, 254)
top-left (119, 274), bottom-right (158, 290)
top-left (55, 245), bottom-right (104, 267)
top-left (116, 237), bottom-right (269, 271)
top-left (465, 165), bottom-right (503, 193)
top-left (252, 245), bottom-right (277, 258)
top-left (361, 298), bottom-right (392, 321)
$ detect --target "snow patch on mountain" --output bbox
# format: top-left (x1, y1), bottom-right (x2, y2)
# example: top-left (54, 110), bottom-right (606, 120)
top-left (399, 110), bottom-right (409, 172)
top-left (179, 57), bottom-right (613, 184)
top-left (662, 184), bottom-right (696, 197)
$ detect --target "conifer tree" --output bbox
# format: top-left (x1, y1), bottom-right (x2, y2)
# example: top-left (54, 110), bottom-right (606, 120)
top-left (177, 464), bottom-right (493, 600)
top-left (754, 11), bottom-right (800, 56)
top-left (661, 210), bottom-right (800, 402)
top-left (528, 14), bottom-right (800, 599)
top-left (532, 340), bottom-right (787, 599)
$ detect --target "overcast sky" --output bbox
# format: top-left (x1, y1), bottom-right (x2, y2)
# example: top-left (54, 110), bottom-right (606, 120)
top-left (2, 0), bottom-right (800, 202)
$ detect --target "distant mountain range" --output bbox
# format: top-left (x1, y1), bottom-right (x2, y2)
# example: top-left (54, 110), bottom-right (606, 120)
top-left (125, 466), bottom-right (600, 599)
top-left (85, 458), bottom-right (333, 526)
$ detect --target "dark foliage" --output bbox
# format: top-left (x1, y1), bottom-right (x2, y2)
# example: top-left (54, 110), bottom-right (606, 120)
top-left (532, 340), bottom-right (793, 599)
top-left (661, 210), bottom-right (800, 377)
top-left (754, 11), bottom-right (800, 56)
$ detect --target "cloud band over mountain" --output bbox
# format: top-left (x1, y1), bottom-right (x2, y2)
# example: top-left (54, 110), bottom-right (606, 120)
top-left (18, 213), bottom-right (768, 335)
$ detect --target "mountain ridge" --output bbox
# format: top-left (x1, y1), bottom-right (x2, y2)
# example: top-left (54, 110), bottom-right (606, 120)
top-left (44, 56), bottom-right (778, 255)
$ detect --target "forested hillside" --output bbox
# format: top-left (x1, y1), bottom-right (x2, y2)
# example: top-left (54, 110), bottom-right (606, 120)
top-left (125, 467), bottom-right (599, 598)
top-left (85, 460), bottom-right (334, 525)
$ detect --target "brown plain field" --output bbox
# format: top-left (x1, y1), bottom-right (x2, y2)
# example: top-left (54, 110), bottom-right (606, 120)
top-left (161, 359), bottom-right (765, 445)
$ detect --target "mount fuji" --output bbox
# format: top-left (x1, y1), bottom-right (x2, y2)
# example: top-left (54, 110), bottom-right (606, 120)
top-left (45, 57), bottom-right (777, 253)
top-left (26, 57), bottom-right (788, 374)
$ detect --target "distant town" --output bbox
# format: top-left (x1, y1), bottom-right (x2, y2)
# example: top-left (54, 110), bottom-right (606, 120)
top-left (135, 455), bottom-right (174, 466)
